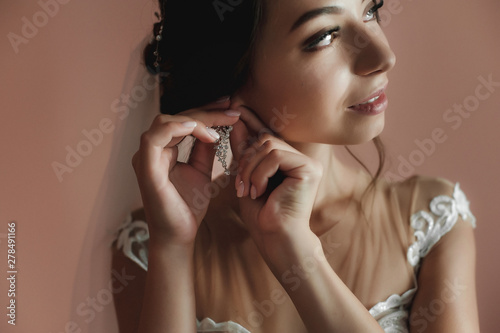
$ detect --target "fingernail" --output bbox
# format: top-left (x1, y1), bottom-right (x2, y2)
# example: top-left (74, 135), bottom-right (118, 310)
top-left (182, 121), bottom-right (197, 128)
top-left (224, 110), bottom-right (241, 117)
top-left (215, 96), bottom-right (230, 103)
top-left (206, 127), bottom-right (220, 141)
top-left (237, 181), bottom-right (245, 198)
top-left (250, 185), bottom-right (257, 200)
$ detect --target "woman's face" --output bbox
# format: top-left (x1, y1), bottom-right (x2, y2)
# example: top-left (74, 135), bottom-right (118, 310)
top-left (237, 0), bottom-right (396, 145)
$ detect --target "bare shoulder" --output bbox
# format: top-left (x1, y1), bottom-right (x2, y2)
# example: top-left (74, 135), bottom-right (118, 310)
top-left (404, 176), bottom-right (480, 332)
top-left (390, 174), bottom-right (456, 202)
top-left (411, 174), bottom-right (457, 199)
top-left (387, 175), bottom-right (473, 220)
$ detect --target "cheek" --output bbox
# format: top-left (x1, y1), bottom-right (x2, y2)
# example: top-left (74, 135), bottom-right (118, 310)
top-left (244, 47), bottom-right (385, 145)
top-left (248, 60), bottom-right (353, 142)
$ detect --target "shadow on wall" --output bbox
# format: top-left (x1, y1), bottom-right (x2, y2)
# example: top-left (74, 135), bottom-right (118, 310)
top-left (64, 35), bottom-right (158, 333)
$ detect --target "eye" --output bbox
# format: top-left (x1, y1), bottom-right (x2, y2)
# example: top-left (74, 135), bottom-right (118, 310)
top-left (364, 0), bottom-right (384, 22)
top-left (304, 27), bottom-right (341, 52)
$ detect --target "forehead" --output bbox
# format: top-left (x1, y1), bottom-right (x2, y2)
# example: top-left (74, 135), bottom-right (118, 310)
top-left (252, 0), bottom-right (372, 61)
top-left (261, 0), bottom-right (366, 35)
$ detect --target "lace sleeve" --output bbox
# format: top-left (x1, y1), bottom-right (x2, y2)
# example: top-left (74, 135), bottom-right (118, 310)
top-left (407, 183), bottom-right (476, 267)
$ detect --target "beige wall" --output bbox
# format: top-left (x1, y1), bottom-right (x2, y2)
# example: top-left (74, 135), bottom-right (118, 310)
top-left (0, 0), bottom-right (498, 332)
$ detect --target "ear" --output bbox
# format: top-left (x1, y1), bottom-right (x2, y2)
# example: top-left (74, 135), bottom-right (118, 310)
top-left (229, 75), bottom-right (256, 111)
top-left (229, 88), bottom-right (250, 111)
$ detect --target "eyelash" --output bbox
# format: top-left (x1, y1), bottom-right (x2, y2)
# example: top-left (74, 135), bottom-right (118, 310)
top-left (304, 26), bottom-right (341, 52)
top-left (304, 1), bottom-right (385, 52)
top-left (364, 0), bottom-right (384, 22)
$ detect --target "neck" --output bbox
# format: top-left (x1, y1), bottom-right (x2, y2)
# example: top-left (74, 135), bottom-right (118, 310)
top-left (223, 141), bottom-right (374, 233)
top-left (286, 142), bottom-right (370, 212)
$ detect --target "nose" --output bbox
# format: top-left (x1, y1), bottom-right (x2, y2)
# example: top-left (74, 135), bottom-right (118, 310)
top-left (347, 24), bottom-right (396, 76)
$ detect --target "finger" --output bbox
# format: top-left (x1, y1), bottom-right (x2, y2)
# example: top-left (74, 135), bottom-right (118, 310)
top-left (249, 150), bottom-right (313, 199)
top-left (229, 119), bottom-right (251, 165)
top-left (144, 113), bottom-right (236, 151)
top-left (203, 95), bottom-right (231, 110)
top-left (237, 138), bottom-right (274, 197)
top-left (187, 139), bottom-right (217, 178)
top-left (179, 108), bottom-right (241, 126)
top-left (173, 110), bottom-right (241, 146)
top-left (234, 105), bottom-right (277, 138)
top-left (237, 136), bottom-right (294, 197)
top-left (140, 120), bottom-right (200, 171)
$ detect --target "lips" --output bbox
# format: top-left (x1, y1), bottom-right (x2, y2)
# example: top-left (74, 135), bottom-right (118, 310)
top-left (348, 84), bottom-right (388, 116)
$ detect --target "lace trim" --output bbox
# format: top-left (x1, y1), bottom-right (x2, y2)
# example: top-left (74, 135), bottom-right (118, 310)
top-left (114, 214), bottom-right (149, 271)
top-left (369, 287), bottom-right (416, 320)
top-left (376, 310), bottom-right (409, 333)
top-left (371, 182), bottom-right (476, 331)
top-left (113, 182), bottom-right (475, 333)
top-left (197, 317), bottom-right (251, 333)
top-left (407, 183), bottom-right (476, 267)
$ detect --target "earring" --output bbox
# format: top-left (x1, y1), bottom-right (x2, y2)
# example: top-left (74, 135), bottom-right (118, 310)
top-left (213, 126), bottom-right (233, 175)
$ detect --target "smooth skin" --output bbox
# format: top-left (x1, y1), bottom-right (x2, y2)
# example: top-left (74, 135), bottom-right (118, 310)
top-left (132, 0), bottom-right (480, 332)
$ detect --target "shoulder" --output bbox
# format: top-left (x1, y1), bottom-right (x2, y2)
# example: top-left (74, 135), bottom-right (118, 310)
top-left (390, 174), bottom-right (457, 203)
top-left (395, 175), bottom-right (477, 270)
top-left (388, 175), bottom-right (475, 226)
top-left (405, 175), bottom-right (476, 228)
top-left (405, 177), bottom-right (480, 332)
top-left (385, 175), bottom-right (477, 263)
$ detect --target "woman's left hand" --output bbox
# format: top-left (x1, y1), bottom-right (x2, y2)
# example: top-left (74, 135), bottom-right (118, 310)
top-left (230, 106), bottom-right (323, 262)
top-left (230, 107), bottom-right (387, 333)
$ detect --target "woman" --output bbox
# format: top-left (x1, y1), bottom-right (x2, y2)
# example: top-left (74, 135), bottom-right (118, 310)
top-left (113, 0), bottom-right (480, 332)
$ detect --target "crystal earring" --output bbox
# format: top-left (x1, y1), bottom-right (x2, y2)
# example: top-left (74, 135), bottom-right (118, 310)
top-left (213, 126), bottom-right (233, 175)
top-left (154, 27), bottom-right (163, 69)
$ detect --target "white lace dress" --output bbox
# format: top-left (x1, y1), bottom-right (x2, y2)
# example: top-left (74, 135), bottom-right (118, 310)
top-left (114, 182), bottom-right (476, 333)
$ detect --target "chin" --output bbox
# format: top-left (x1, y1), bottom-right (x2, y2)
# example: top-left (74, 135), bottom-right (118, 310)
top-left (342, 116), bottom-right (385, 145)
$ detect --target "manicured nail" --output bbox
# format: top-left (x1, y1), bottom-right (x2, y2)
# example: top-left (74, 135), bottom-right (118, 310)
top-left (250, 185), bottom-right (257, 200)
top-left (237, 181), bottom-right (245, 198)
top-left (182, 121), bottom-right (197, 128)
top-left (215, 96), bottom-right (230, 103)
top-left (206, 127), bottom-right (220, 141)
top-left (224, 110), bottom-right (241, 117)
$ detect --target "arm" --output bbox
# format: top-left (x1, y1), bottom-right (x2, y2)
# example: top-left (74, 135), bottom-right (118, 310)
top-left (230, 109), bottom-right (384, 332)
top-left (131, 99), bottom-right (241, 332)
top-left (138, 242), bottom-right (196, 333)
top-left (111, 209), bottom-right (196, 333)
top-left (263, 229), bottom-right (385, 332)
top-left (409, 215), bottom-right (480, 333)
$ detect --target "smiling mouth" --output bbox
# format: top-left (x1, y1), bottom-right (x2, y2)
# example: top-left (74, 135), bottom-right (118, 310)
top-left (347, 86), bottom-right (388, 115)
top-left (358, 95), bottom-right (381, 105)
top-left (349, 85), bottom-right (386, 108)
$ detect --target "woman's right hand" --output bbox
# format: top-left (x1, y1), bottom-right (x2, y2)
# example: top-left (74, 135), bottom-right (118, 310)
top-left (132, 98), bottom-right (240, 247)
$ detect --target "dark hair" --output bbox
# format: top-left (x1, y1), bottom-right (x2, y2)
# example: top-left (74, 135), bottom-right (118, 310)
top-left (144, 0), bottom-right (386, 204)
top-left (143, 0), bottom-right (264, 115)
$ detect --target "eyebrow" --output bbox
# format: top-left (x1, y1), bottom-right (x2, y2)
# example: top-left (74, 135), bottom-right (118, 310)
top-left (289, 0), bottom-right (369, 33)
top-left (290, 6), bottom-right (344, 33)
